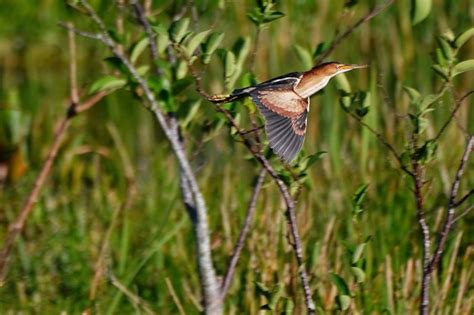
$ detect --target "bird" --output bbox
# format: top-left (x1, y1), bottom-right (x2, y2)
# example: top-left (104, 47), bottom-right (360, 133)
top-left (210, 62), bottom-right (368, 162)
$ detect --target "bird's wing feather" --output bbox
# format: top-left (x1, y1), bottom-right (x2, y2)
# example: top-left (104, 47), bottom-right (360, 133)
top-left (250, 85), bottom-right (309, 162)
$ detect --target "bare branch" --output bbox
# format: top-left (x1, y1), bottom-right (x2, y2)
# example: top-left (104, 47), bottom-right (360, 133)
top-left (411, 154), bottom-right (431, 315)
top-left (68, 23), bottom-right (79, 104)
top-left (221, 168), bottom-right (266, 299)
top-left (314, 0), bottom-right (394, 64)
top-left (429, 135), bottom-right (474, 273)
top-left (58, 22), bottom-right (102, 41)
top-left (77, 1), bottom-right (222, 313)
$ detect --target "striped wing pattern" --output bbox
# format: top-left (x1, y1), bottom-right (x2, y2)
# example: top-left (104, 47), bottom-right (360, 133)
top-left (249, 79), bottom-right (309, 162)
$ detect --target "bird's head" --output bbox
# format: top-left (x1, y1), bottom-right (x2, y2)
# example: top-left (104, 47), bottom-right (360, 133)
top-left (312, 62), bottom-right (368, 77)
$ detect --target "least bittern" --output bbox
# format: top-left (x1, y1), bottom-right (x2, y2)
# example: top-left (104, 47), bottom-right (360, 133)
top-left (211, 62), bottom-right (368, 162)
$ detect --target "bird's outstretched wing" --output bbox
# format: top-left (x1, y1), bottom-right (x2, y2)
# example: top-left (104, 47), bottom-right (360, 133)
top-left (250, 85), bottom-right (309, 162)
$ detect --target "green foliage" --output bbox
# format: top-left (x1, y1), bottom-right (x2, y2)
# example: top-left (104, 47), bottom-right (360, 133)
top-left (0, 1), bottom-right (472, 314)
top-left (247, 0), bottom-right (285, 27)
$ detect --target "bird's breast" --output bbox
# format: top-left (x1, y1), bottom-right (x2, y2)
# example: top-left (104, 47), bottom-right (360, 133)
top-left (294, 75), bottom-right (330, 98)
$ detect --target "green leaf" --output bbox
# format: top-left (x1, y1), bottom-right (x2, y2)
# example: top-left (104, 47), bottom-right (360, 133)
top-left (185, 30), bottom-right (210, 57)
top-left (336, 294), bottom-right (351, 311)
top-left (334, 74), bottom-right (352, 94)
top-left (136, 65), bottom-right (149, 76)
top-left (300, 151), bottom-right (327, 171)
top-left (454, 27), bottom-right (474, 49)
top-left (403, 86), bottom-right (421, 102)
top-left (437, 37), bottom-right (454, 61)
top-left (411, 0), bottom-right (432, 25)
top-left (351, 266), bottom-right (366, 283)
top-left (104, 56), bottom-right (128, 74)
top-left (330, 273), bottom-right (350, 295)
top-left (452, 60), bottom-right (474, 77)
top-left (431, 64), bottom-right (450, 81)
top-left (283, 298), bottom-right (294, 315)
top-left (247, 10), bottom-right (263, 26)
top-left (130, 37), bottom-right (149, 64)
top-left (262, 11), bottom-right (285, 23)
top-left (152, 25), bottom-right (169, 54)
top-left (419, 93), bottom-right (441, 110)
top-left (224, 50), bottom-right (236, 82)
top-left (268, 283), bottom-right (284, 310)
top-left (294, 45), bottom-right (313, 69)
top-left (255, 281), bottom-right (271, 299)
top-left (201, 32), bottom-right (224, 64)
top-left (314, 41), bottom-right (330, 57)
top-left (169, 18), bottom-right (190, 43)
top-left (352, 242), bottom-right (367, 264)
top-left (414, 140), bottom-right (438, 163)
top-left (352, 183), bottom-right (369, 215)
top-left (158, 90), bottom-right (176, 112)
top-left (233, 36), bottom-right (251, 67)
top-left (176, 60), bottom-right (188, 79)
top-left (89, 75), bottom-right (126, 93)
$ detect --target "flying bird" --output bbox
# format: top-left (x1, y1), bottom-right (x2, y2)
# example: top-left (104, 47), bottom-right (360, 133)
top-left (211, 62), bottom-right (368, 162)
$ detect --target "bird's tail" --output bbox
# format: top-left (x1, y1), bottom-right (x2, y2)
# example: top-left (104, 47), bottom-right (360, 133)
top-left (208, 86), bottom-right (256, 103)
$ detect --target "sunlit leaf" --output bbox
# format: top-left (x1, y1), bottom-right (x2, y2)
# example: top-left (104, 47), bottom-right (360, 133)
top-left (452, 59), bottom-right (474, 77)
top-left (403, 86), bottom-right (421, 102)
top-left (262, 11), bottom-right (285, 23)
top-left (336, 294), bottom-right (351, 311)
top-left (294, 45), bottom-right (313, 69)
top-left (202, 32), bottom-right (224, 64)
top-left (454, 27), bottom-right (474, 49)
top-left (89, 75), bottom-right (126, 93)
top-left (130, 37), bottom-right (149, 64)
top-left (330, 273), bottom-right (350, 295)
top-left (352, 242), bottom-right (367, 264)
top-left (335, 74), bottom-right (352, 94)
top-left (411, 0), bottom-right (432, 25)
top-left (431, 64), bottom-right (450, 81)
top-left (185, 30), bottom-right (210, 57)
top-left (169, 18), bottom-right (189, 43)
top-left (351, 266), bottom-right (366, 283)
top-left (224, 50), bottom-right (236, 81)
top-left (176, 60), bottom-right (188, 79)
top-left (437, 37), bottom-right (454, 61)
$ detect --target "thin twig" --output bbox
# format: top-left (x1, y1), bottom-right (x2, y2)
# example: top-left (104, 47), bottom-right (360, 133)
top-left (429, 135), bottom-right (474, 273)
top-left (452, 205), bottom-right (474, 223)
top-left (454, 189), bottom-right (474, 208)
top-left (108, 273), bottom-right (155, 315)
top-left (433, 91), bottom-right (474, 142)
top-left (314, 0), bottom-right (394, 64)
top-left (58, 22), bottom-right (102, 41)
top-left (221, 168), bottom-right (266, 299)
top-left (68, 22), bottom-right (79, 104)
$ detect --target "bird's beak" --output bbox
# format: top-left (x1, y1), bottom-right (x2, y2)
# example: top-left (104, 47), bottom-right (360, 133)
top-left (338, 64), bottom-right (369, 71)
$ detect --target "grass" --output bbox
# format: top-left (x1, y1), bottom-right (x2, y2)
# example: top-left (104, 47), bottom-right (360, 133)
top-left (0, 0), bottom-right (473, 313)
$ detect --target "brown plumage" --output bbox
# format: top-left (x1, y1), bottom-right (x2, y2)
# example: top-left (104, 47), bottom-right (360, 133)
top-left (212, 62), bottom-right (367, 162)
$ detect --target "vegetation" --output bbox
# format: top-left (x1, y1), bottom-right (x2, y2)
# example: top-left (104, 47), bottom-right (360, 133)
top-left (0, 0), bottom-right (472, 314)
